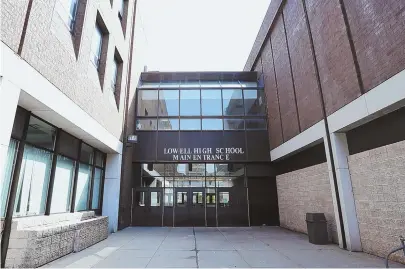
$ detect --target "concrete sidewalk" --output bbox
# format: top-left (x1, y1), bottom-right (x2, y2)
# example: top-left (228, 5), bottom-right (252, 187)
top-left (42, 227), bottom-right (403, 268)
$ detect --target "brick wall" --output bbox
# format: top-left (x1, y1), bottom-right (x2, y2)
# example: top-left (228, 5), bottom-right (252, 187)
top-left (276, 163), bottom-right (338, 243)
top-left (1, 0), bottom-right (136, 139)
top-left (348, 140), bottom-right (405, 264)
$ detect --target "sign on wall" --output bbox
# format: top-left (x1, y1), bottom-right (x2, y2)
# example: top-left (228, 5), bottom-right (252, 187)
top-left (163, 147), bottom-right (245, 161)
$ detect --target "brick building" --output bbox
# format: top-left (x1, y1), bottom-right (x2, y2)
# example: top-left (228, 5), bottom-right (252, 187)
top-left (243, 0), bottom-right (405, 264)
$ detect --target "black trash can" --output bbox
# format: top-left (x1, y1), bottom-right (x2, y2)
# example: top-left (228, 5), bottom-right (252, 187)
top-left (306, 213), bottom-right (328, 245)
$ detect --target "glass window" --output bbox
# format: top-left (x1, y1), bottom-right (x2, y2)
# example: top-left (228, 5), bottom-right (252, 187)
top-left (118, 0), bottom-right (125, 19)
top-left (56, 0), bottom-right (78, 31)
top-left (80, 143), bottom-right (94, 164)
top-left (202, 119), bottom-right (223, 130)
top-left (139, 82), bottom-right (160, 89)
top-left (176, 191), bottom-right (187, 206)
top-left (136, 191), bottom-right (145, 206)
top-left (137, 90), bottom-right (158, 116)
top-left (91, 25), bottom-right (103, 68)
top-left (244, 89), bottom-right (266, 115)
top-left (206, 189), bottom-right (216, 207)
top-left (180, 90), bottom-right (200, 116)
top-left (14, 146), bottom-right (53, 216)
top-left (142, 176), bottom-right (163, 187)
top-left (192, 192), bottom-right (203, 204)
top-left (159, 90), bottom-right (179, 116)
top-left (201, 90), bottom-right (222, 116)
top-left (220, 81), bottom-right (241, 88)
top-left (219, 192), bottom-right (230, 204)
top-left (91, 168), bottom-right (103, 209)
top-left (176, 163), bottom-right (205, 177)
top-left (222, 89), bottom-right (244, 116)
top-left (246, 119), bottom-right (267, 130)
top-left (158, 119), bottom-right (179, 130)
top-left (180, 119), bottom-right (201, 130)
top-left (180, 81), bottom-right (200, 88)
top-left (136, 119), bottom-right (157, 130)
top-left (94, 151), bottom-right (104, 167)
top-left (26, 116), bottom-right (56, 151)
top-left (224, 119), bottom-right (245, 130)
top-left (215, 163), bottom-right (245, 177)
top-left (50, 155), bottom-right (75, 213)
top-left (200, 81), bottom-right (220, 88)
top-left (240, 81), bottom-right (258, 88)
top-left (74, 163), bottom-right (91, 211)
top-left (1, 139), bottom-right (18, 217)
top-left (111, 59), bottom-right (119, 91)
top-left (164, 188), bottom-right (174, 206)
top-left (160, 81), bottom-right (180, 88)
top-left (150, 192), bottom-right (161, 207)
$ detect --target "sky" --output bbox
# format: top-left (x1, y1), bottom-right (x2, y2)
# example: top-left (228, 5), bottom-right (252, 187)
top-left (138, 0), bottom-right (271, 72)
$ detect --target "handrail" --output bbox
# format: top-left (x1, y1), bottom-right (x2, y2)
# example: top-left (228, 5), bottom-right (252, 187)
top-left (385, 236), bottom-right (405, 268)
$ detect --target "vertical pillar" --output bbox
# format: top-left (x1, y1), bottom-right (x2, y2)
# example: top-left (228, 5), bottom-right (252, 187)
top-left (324, 132), bottom-right (362, 251)
top-left (102, 153), bottom-right (122, 233)
top-left (0, 78), bottom-right (20, 266)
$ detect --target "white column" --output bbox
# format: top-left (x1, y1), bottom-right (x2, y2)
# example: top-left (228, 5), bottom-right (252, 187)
top-left (102, 153), bottom-right (122, 233)
top-left (324, 133), bottom-right (362, 251)
top-left (0, 77), bottom-right (20, 194)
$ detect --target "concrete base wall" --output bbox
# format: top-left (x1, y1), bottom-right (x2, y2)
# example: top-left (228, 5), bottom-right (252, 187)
top-left (276, 163), bottom-right (339, 243)
top-left (5, 211), bottom-right (108, 268)
top-left (348, 140), bottom-right (405, 264)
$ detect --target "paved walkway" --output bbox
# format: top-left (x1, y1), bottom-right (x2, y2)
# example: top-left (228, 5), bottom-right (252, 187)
top-left (43, 227), bottom-right (402, 268)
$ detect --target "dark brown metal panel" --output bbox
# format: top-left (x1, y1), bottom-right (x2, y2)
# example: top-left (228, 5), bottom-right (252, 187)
top-left (134, 132), bottom-right (157, 161)
top-left (157, 132), bottom-right (179, 161)
top-left (283, 0), bottom-right (323, 131)
top-left (246, 131), bottom-right (270, 161)
top-left (305, 0), bottom-right (362, 115)
top-left (342, 0), bottom-right (405, 92)
top-left (261, 40), bottom-right (283, 149)
top-left (223, 131), bottom-right (246, 161)
top-left (271, 15), bottom-right (300, 141)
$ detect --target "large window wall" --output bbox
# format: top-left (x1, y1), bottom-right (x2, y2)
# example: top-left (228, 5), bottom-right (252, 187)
top-left (0, 107), bottom-right (106, 219)
top-left (136, 80), bottom-right (267, 131)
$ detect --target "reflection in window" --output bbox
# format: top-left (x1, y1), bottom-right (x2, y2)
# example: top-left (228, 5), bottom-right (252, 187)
top-left (80, 143), bottom-right (94, 164)
top-left (14, 146), bottom-right (52, 216)
top-left (219, 192), bottom-right (230, 205)
top-left (159, 90), bottom-right (179, 116)
top-left (150, 192), bottom-right (161, 207)
top-left (180, 119), bottom-right (201, 130)
top-left (164, 188), bottom-right (174, 206)
top-left (142, 176), bottom-right (163, 187)
top-left (137, 90), bottom-right (158, 116)
top-left (246, 119), bottom-right (267, 130)
top-left (1, 139), bottom-right (17, 217)
top-left (224, 119), bottom-right (245, 130)
top-left (244, 90), bottom-right (265, 115)
top-left (75, 163), bottom-right (92, 211)
top-left (215, 163), bottom-right (245, 177)
top-left (205, 163), bottom-right (215, 177)
top-left (50, 155), bottom-right (75, 213)
top-left (202, 119), bottom-right (223, 130)
top-left (90, 24), bottom-right (103, 68)
top-left (223, 89), bottom-right (244, 116)
top-left (206, 189), bottom-right (216, 207)
top-left (201, 90), bottom-right (222, 116)
top-left (56, 0), bottom-right (78, 31)
top-left (176, 191), bottom-right (187, 206)
top-left (26, 116), bottom-right (56, 150)
top-left (176, 163), bottom-right (205, 177)
top-left (158, 119), bottom-right (179, 130)
top-left (216, 177), bottom-right (235, 187)
top-left (193, 192), bottom-right (203, 205)
top-left (136, 119), bottom-right (157, 130)
top-left (180, 90), bottom-right (200, 116)
top-left (136, 191), bottom-right (145, 206)
top-left (91, 168), bottom-right (102, 209)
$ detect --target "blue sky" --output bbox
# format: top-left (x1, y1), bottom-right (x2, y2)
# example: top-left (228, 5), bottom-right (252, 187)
top-left (138, 0), bottom-right (271, 72)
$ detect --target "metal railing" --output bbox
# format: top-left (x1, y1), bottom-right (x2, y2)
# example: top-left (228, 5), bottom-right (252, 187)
top-left (385, 236), bottom-right (405, 268)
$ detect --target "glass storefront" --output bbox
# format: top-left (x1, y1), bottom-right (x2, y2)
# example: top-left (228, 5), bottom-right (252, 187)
top-left (0, 107), bottom-right (106, 220)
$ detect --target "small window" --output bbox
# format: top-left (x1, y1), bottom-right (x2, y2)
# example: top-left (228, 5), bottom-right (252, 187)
top-left (136, 119), bottom-right (157, 130)
top-left (158, 119), bottom-right (179, 130)
top-left (91, 24), bottom-right (103, 69)
top-left (180, 90), bottom-right (200, 116)
top-left (180, 119), bottom-right (201, 130)
top-left (150, 192), bottom-right (161, 207)
top-left (219, 192), bottom-right (230, 205)
top-left (118, 0), bottom-right (125, 20)
top-left (137, 90), bottom-right (158, 116)
top-left (136, 191), bottom-right (146, 207)
top-left (224, 119), bottom-right (245, 130)
top-left (57, 0), bottom-right (78, 32)
top-left (111, 59), bottom-right (118, 91)
top-left (202, 119), bottom-right (223, 130)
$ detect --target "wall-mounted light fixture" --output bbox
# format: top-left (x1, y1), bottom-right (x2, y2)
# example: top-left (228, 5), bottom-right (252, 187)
top-left (126, 134), bottom-right (138, 147)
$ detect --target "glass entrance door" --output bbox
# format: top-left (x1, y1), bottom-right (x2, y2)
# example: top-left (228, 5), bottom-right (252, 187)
top-left (174, 188), bottom-right (190, 226)
top-left (132, 188), bottom-right (163, 226)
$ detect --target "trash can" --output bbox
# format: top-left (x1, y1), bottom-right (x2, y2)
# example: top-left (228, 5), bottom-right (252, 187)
top-left (306, 213), bottom-right (328, 245)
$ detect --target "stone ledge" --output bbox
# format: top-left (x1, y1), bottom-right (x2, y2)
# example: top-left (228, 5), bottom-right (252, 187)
top-left (5, 211), bottom-right (108, 268)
